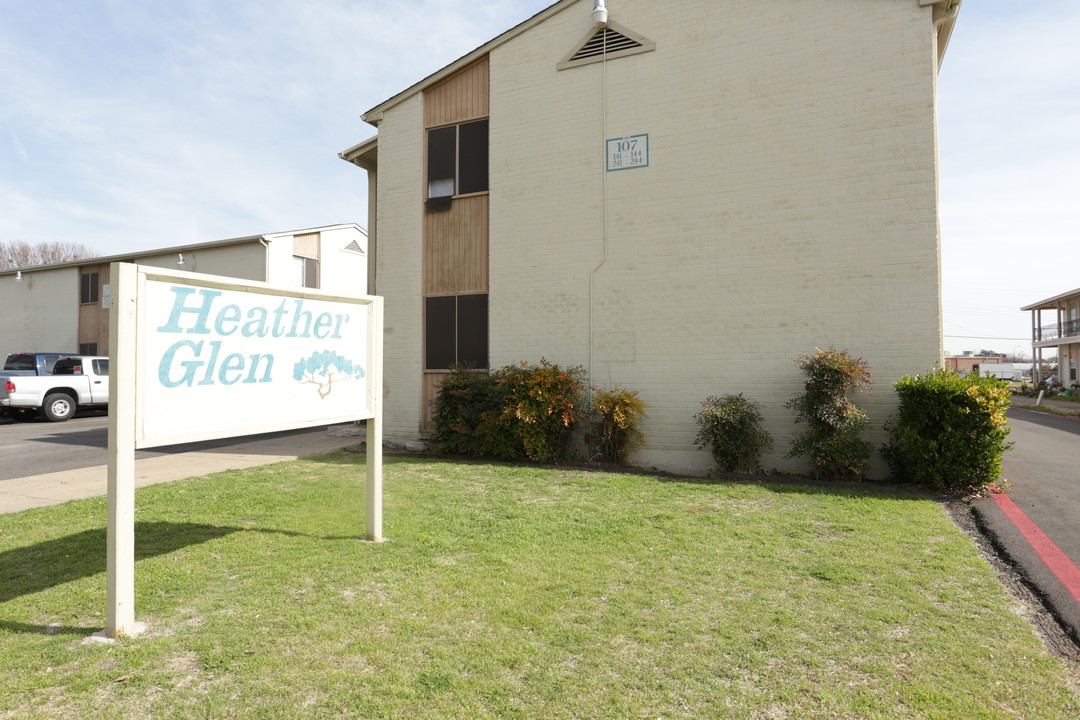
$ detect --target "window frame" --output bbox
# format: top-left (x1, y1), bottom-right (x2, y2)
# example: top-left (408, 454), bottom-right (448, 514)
top-left (424, 293), bottom-right (489, 370)
top-left (426, 118), bottom-right (489, 206)
top-left (80, 272), bottom-right (100, 305)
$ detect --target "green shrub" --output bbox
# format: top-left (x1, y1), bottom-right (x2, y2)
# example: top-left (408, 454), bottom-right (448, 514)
top-left (432, 360), bottom-right (585, 463)
top-left (498, 360), bottom-right (585, 463)
top-left (587, 386), bottom-right (647, 465)
top-left (882, 369), bottom-right (1013, 492)
top-left (785, 348), bottom-right (873, 481)
top-left (694, 394), bottom-right (773, 474)
top-left (431, 368), bottom-right (518, 458)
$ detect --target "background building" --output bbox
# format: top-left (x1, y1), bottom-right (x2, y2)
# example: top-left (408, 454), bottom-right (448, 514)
top-left (944, 353), bottom-right (1004, 374)
top-left (341, 0), bottom-right (960, 476)
top-left (0, 224), bottom-right (367, 356)
top-left (1023, 287), bottom-right (1080, 387)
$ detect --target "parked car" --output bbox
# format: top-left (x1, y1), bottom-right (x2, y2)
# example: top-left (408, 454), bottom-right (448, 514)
top-left (1, 352), bottom-right (79, 377)
top-left (1, 356), bottom-right (110, 422)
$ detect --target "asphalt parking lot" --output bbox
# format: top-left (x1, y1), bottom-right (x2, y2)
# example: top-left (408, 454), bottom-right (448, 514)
top-left (971, 401), bottom-right (1080, 646)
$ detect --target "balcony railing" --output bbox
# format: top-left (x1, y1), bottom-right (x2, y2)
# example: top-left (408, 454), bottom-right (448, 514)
top-left (1035, 319), bottom-right (1080, 342)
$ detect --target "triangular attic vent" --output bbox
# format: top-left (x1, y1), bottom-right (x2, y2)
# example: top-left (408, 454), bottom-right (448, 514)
top-left (342, 239), bottom-right (365, 255)
top-left (558, 21), bottom-right (654, 70)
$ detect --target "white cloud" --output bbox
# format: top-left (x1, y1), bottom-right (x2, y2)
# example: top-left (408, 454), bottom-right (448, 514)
top-left (0, 0), bottom-right (554, 255)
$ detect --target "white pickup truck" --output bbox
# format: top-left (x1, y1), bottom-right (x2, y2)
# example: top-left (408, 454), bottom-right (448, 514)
top-left (0, 356), bottom-right (110, 422)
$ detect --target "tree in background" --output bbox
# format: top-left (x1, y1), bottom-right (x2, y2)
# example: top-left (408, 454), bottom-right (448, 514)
top-left (0, 240), bottom-right (96, 270)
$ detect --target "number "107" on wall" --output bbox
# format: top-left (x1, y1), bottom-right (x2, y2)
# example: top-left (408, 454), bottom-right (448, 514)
top-left (606, 133), bottom-right (649, 171)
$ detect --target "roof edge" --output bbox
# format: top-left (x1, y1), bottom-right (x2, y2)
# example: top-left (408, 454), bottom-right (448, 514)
top-left (920, 0), bottom-right (962, 66)
top-left (361, 0), bottom-right (576, 125)
top-left (1021, 287), bottom-right (1080, 312)
top-left (339, 135), bottom-right (378, 171)
top-left (0, 224), bottom-right (365, 276)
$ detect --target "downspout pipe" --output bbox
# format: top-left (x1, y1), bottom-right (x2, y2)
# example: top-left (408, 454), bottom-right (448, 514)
top-left (934, 0), bottom-right (961, 29)
top-left (587, 1), bottom-right (610, 381)
top-left (258, 238), bottom-right (270, 283)
top-left (928, 0), bottom-right (962, 64)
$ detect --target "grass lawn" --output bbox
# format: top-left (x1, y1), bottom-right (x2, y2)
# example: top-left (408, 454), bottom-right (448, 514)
top-left (1, 454), bottom-right (1078, 719)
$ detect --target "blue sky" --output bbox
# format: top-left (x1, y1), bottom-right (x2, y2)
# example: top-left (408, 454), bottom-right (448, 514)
top-left (1, 0), bottom-right (1076, 356)
top-left (937, 0), bottom-right (1080, 355)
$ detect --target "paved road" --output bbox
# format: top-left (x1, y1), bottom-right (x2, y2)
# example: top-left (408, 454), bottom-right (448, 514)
top-left (0, 412), bottom-right (329, 481)
top-left (0, 414), bottom-right (365, 514)
top-left (972, 407), bottom-right (1080, 641)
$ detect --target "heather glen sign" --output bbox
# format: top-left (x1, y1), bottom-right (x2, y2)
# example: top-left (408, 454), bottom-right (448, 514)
top-left (104, 263), bottom-right (384, 638)
top-left (138, 275), bottom-right (376, 446)
top-left (155, 287), bottom-right (354, 387)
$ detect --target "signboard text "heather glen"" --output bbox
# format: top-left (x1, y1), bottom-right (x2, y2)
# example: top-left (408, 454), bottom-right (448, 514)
top-left (155, 287), bottom-right (354, 388)
top-left (133, 271), bottom-right (376, 448)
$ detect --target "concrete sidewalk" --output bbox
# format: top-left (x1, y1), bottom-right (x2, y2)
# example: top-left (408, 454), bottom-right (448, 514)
top-left (0, 425), bottom-right (364, 514)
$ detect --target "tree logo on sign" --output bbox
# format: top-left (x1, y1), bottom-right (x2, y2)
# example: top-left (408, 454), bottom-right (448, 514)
top-left (293, 350), bottom-right (365, 399)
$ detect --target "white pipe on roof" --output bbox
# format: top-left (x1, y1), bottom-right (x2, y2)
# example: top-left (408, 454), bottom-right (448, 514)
top-left (592, 0), bottom-right (608, 28)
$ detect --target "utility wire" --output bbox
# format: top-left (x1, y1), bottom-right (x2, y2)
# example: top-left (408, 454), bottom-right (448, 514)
top-left (944, 334), bottom-right (1030, 341)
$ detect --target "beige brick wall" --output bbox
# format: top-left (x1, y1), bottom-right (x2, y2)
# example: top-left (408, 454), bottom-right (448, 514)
top-left (372, 94), bottom-right (426, 438)
top-left (374, 0), bottom-right (945, 476)
top-left (0, 268), bottom-right (79, 352)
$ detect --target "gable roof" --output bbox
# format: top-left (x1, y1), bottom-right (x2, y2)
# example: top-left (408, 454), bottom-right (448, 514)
top-left (361, 0), bottom-right (963, 126)
top-left (362, 0), bottom-right (575, 126)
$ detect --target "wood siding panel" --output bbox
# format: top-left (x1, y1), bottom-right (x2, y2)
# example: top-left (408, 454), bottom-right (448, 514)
top-left (423, 194), bottom-right (489, 296)
top-left (421, 371), bottom-right (450, 431)
top-left (424, 56), bottom-right (489, 128)
top-left (77, 263), bottom-right (109, 353)
top-left (292, 233), bottom-right (320, 259)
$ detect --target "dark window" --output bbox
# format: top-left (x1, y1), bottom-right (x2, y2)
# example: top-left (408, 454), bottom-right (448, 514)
top-left (80, 272), bottom-right (99, 304)
top-left (457, 120), bottom-right (489, 195)
top-left (425, 294), bottom-right (488, 370)
top-left (53, 358), bottom-right (83, 375)
top-left (426, 119), bottom-right (488, 207)
top-left (425, 296), bottom-right (457, 370)
top-left (4, 355), bottom-right (33, 371)
top-left (79, 343), bottom-right (98, 356)
top-left (455, 294), bottom-right (489, 367)
top-left (93, 359), bottom-right (109, 375)
top-left (42, 355), bottom-right (65, 373)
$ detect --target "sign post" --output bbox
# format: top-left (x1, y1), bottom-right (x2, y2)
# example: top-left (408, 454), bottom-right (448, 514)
top-left (365, 296), bottom-right (384, 542)
top-left (104, 262), bottom-right (383, 637)
top-left (106, 262), bottom-right (140, 637)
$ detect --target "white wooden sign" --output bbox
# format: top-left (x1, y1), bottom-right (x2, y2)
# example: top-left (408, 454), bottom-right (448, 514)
top-left (136, 270), bottom-right (375, 446)
top-left (105, 263), bottom-right (384, 638)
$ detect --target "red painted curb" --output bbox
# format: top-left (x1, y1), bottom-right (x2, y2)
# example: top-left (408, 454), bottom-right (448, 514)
top-left (1010, 406), bottom-right (1080, 421)
top-left (992, 492), bottom-right (1080, 604)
